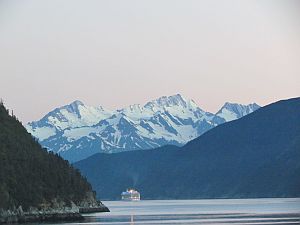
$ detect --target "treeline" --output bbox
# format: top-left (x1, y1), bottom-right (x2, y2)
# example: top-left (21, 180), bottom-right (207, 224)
top-left (0, 102), bottom-right (93, 210)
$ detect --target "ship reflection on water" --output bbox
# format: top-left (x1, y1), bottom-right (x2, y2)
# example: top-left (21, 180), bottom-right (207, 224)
top-left (130, 215), bottom-right (134, 225)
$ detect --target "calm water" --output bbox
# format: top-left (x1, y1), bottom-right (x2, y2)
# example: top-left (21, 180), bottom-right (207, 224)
top-left (62, 199), bottom-right (300, 225)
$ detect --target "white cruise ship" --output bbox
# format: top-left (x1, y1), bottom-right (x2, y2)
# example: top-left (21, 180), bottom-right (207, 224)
top-left (121, 188), bottom-right (141, 201)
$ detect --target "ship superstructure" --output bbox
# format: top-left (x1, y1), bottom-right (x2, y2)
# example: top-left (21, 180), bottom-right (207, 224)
top-left (121, 189), bottom-right (140, 201)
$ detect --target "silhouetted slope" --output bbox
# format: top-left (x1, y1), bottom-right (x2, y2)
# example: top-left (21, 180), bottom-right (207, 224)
top-left (0, 102), bottom-right (101, 211)
top-left (75, 98), bottom-right (300, 200)
top-left (75, 146), bottom-right (180, 200)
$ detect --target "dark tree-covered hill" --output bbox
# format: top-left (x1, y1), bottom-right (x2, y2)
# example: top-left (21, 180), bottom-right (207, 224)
top-left (0, 102), bottom-right (97, 210)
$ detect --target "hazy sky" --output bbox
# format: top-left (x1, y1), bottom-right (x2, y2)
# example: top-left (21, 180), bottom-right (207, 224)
top-left (0, 0), bottom-right (299, 123)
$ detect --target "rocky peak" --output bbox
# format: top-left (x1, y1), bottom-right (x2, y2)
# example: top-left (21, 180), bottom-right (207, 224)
top-left (144, 94), bottom-right (193, 110)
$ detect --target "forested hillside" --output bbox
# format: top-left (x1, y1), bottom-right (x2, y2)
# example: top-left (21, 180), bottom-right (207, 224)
top-left (0, 101), bottom-right (96, 211)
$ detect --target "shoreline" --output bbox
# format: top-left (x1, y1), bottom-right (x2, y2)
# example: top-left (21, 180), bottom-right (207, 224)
top-left (0, 206), bottom-right (110, 224)
top-left (79, 206), bottom-right (110, 214)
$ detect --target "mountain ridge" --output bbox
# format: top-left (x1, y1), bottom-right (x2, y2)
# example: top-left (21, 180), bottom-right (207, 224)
top-left (74, 97), bottom-right (300, 200)
top-left (26, 94), bottom-right (260, 162)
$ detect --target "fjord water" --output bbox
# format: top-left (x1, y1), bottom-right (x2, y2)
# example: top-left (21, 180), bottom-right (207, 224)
top-left (77, 198), bottom-right (300, 225)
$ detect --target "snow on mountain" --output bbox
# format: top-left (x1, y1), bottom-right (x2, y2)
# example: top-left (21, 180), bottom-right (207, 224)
top-left (215, 102), bottom-right (260, 122)
top-left (26, 100), bottom-right (112, 141)
top-left (26, 94), bottom-right (260, 162)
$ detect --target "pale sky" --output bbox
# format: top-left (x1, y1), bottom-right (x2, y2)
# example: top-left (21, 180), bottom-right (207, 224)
top-left (0, 0), bottom-right (299, 123)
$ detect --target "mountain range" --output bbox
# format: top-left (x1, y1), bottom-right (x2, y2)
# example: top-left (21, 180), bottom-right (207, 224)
top-left (74, 97), bottom-right (300, 200)
top-left (26, 94), bottom-right (260, 162)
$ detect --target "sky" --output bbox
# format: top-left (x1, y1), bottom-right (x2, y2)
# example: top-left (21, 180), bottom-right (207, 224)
top-left (0, 0), bottom-right (299, 123)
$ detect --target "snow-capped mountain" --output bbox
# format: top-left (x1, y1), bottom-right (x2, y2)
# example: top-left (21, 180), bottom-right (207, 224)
top-left (215, 102), bottom-right (260, 122)
top-left (26, 94), bottom-right (260, 162)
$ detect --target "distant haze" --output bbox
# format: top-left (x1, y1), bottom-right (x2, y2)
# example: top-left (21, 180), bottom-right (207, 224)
top-left (0, 0), bottom-right (299, 123)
